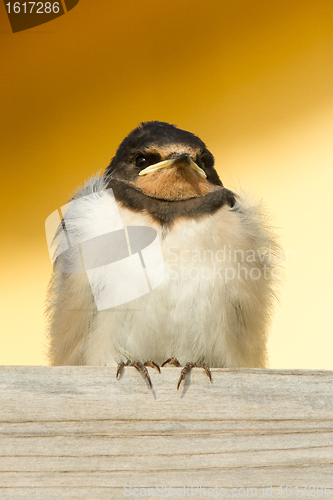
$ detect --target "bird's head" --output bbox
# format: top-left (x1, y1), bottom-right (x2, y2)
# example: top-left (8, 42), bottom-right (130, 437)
top-left (104, 121), bottom-right (223, 201)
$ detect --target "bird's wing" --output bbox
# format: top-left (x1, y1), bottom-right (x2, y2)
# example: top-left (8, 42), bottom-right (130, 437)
top-left (45, 174), bottom-right (112, 365)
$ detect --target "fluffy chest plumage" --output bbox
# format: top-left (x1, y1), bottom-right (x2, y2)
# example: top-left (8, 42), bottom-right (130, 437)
top-left (47, 179), bottom-right (275, 371)
top-left (85, 202), bottom-right (246, 367)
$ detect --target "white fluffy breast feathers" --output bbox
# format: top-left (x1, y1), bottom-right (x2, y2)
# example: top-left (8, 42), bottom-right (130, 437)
top-left (46, 175), bottom-right (281, 370)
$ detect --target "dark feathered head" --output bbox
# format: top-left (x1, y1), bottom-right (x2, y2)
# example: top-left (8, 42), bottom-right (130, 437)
top-left (104, 121), bottom-right (235, 224)
top-left (104, 121), bottom-right (223, 201)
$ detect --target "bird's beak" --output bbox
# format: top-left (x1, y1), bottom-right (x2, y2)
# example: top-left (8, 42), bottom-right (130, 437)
top-left (138, 153), bottom-right (207, 178)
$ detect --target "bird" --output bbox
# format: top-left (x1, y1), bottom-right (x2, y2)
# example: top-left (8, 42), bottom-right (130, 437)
top-left (45, 121), bottom-right (280, 390)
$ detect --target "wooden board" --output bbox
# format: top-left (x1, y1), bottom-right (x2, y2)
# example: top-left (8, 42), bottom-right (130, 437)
top-left (0, 366), bottom-right (333, 499)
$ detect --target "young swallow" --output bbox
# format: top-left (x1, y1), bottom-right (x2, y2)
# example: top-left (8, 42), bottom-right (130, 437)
top-left (46, 121), bottom-right (280, 389)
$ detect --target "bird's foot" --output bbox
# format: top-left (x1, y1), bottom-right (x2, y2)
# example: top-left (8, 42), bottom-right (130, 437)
top-left (162, 359), bottom-right (212, 390)
top-left (177, 362), bottom-right (212, 390)
top-left (116, 359), bottom-right (160, 389)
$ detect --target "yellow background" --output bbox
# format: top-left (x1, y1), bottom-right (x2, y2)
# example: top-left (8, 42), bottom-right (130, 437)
top-left (1, 0), bottom-right (333, 368)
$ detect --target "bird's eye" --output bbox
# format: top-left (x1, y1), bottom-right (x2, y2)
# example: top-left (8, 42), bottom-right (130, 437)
top-left (135, 156), bottom-right (148, 169)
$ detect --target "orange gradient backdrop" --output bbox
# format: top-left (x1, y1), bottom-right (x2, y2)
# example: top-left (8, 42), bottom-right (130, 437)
top-left (1, 0), bottom-right (333, 367)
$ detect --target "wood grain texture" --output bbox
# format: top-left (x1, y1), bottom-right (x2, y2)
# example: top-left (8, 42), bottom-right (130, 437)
top-left (0, 366), bottom-right (333, 499)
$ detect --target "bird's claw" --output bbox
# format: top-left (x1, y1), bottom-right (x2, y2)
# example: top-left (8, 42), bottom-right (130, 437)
top-left (177, 362), bottom-right (212, 390)
top-left (144, 360), bottom-right (161, 373)
top-left (116, 359), bottom-right (160, 389)
top-left (161, 357), bottom-right (181, 367)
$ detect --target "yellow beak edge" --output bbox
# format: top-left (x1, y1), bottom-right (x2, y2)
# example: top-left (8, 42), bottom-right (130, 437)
top-left (138, 156), bottom-right (207, 178)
